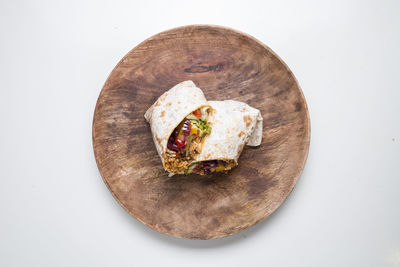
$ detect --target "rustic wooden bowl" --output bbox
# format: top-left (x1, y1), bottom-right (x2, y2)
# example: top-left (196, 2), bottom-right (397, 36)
top-left (92, 25), bottom-right (310, 239)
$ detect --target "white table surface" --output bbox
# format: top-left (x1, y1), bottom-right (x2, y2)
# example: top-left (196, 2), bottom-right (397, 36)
top-left (1, 0), bottom-right (399, 266)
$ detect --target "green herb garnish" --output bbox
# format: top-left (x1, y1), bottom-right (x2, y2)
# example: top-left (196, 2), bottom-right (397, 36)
top-left (190, 119), bottom-right (211, 135)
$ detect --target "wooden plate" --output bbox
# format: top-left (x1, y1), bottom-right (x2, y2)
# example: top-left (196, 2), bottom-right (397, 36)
top-left (92, 25), bottom-right (310, 239)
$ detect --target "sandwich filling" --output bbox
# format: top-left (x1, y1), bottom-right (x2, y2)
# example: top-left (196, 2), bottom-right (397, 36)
top-left (165, 107), bottom-right (211, 173)
top-left (184, 160), bottom-right (236, 175)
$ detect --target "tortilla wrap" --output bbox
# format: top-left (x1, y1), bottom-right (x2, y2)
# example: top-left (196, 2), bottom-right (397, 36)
top-left (194, 100), bottom-right (263, 165)
top-left (144, 80), bottom-right (211, 173)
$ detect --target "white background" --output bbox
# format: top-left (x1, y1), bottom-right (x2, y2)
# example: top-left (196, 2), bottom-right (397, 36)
top-left (1, 0), bottom-right (399, 266)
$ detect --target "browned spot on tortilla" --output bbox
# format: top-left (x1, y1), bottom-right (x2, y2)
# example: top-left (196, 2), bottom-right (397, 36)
top-left (160, 111), bottom-right (165, 118)
top-left (166, 102), bottom-right (172, 106)
top-left (178, 101), bottom-right (181, 104)
top-left (238, 131), bottom-right (245, 138)
top-left (159, 93), bottom-right (167, 102)
top-left (156, 136), bottom-right (163, 145)
top-left (243, 115), bottom-right (252, 128)
top-left (154, 102), bottom-right (161, 107)
top-left (237, 143), bottom-right (244, 154)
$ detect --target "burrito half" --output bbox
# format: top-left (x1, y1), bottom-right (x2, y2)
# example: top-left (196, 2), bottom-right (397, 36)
top-left (144, 81), bottom-right (213, 174)
top-left (184, 100), bottom-right (263, 175)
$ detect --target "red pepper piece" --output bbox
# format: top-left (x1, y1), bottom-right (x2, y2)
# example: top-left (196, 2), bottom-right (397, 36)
top-left (175, 138), bottom-right (187, 148)
top-left (193, 109), bottom-right (201, 118)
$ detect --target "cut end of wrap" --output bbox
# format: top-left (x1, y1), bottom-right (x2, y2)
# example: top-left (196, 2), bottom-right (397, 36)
top-left (247, 112), bottom-right (263, 147)
top-left (144, 105), bottom-right (153, 123)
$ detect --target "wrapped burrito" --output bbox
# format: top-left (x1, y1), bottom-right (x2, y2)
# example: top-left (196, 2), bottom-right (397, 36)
top-left (144, 81), bottom-right (213, 174)
top-left (184, 100), bottom-right (263, 175)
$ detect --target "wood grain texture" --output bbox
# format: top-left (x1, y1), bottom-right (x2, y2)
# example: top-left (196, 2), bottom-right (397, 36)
top-left (92, 25), bottom-right (310, 239)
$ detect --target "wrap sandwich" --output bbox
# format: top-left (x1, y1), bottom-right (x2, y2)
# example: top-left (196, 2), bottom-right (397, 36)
top-left (184, 100), bottom-right (263, 175)
top-left (144, 81), bottom-right (213, 174)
